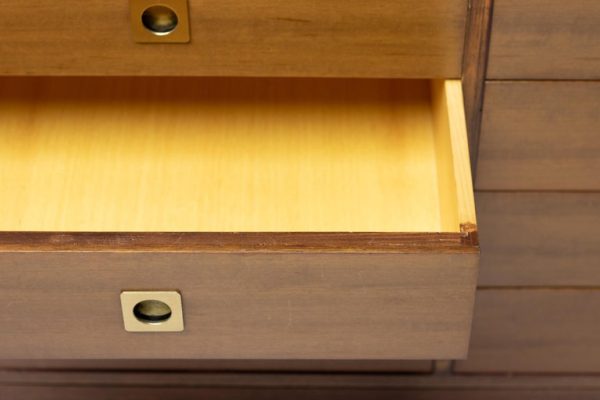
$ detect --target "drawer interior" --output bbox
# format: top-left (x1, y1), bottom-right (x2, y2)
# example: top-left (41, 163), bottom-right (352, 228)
top-left (0, 77), bottom-right (474, 233)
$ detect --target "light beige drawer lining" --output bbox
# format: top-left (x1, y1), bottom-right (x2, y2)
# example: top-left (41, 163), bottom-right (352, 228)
top-left (0, 77), bottom-right (474, 233)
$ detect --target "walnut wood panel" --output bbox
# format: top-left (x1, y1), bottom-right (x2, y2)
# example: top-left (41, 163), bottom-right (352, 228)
top-left (0, 0), bottom-right (467, 78)
top-left (488, 0), bottom-right (600, 79)
top-left (0, 252), bottom-right (478, 360)
top-left (476, 192), bottom-right (600, 286)
top-left (454, 289), bottom-right (600, 374)
top-left (476, 82), bottom-right (600, 190)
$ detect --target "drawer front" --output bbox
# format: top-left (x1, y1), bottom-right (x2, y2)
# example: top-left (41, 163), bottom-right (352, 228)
top-left (488, 0), bottom-right (600, 79)
top-left (476, 192), bottom-right (600, 286)
top-left (454, 290), bottom-right (600, 374)
top-left (476, 82), bottom-right (600, 190)
top-left (0, 251), bottom-right (477, 360)
top-left (0, 0), bottom-right (467, 78)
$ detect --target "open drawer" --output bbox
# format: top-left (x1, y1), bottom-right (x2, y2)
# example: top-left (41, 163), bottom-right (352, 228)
top-left (0, 77), bottom-right (478, 359)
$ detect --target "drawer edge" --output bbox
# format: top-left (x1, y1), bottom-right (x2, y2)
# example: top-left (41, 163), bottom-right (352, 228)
top-left (0, 232), bottom-right (478, 254)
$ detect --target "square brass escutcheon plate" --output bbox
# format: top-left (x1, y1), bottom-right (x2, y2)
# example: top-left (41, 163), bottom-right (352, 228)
top-left (120, 290), bottom-right (185, 332)
top-left (130, 0), bottom-right (190, 43)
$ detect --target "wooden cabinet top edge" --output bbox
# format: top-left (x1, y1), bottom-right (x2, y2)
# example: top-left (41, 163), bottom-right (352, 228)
top-left (0, 232), bottom-right (479, 254)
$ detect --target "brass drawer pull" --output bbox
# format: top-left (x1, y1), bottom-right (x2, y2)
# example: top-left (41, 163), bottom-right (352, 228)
top-left (130, 0), bottom-right (190, 43)
top-left (120, 291), bottom-right (184, 332)
top-left (141, 5), bottom-right (179, 36)
top-left (133, 299), bottom-right (172, 323)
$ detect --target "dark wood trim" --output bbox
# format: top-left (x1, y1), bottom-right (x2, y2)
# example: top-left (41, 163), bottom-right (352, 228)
top-left (0, 232), bottom-right (477, 253)
top-left (2, 386), bottom-right (600, 400)
top-left (0, 360), bottom-right (433, 374)
top-left (2, 369), bottom-right (600, 389)
top-left (462, 0), bottom-right (494, 177)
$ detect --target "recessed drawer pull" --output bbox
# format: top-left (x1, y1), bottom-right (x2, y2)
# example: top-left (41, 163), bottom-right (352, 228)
top-left (141, 5), bottom-right (179, 36)
top-left (120, 291), bottom-right (184, 332)
top-left (133, 299), bottom-right (172, 323)
top-left (130, 0), bottom-right (190, 43)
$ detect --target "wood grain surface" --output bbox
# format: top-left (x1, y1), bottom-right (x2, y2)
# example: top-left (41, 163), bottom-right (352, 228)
top-left (488, 0), bottom-right (600, 79)
top-left (476, 192), bottom-right (600, 286)
top-left (0, 252), bottom-right (478, 360)
top-left (476, 81), bottom-right (600, 190)
top-left (0, 77), bottom-right (472, 233)
top-left (0, 0), bottom-right (467, 78)
top-left (454, 289), bottom-right (600, 374)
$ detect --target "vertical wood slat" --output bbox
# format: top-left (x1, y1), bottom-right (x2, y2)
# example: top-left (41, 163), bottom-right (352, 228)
top-left (461, 0), bottom-right (494, 175)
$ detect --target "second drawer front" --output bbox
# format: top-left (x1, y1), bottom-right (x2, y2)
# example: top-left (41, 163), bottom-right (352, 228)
top-left (0, 0), bottom-right (466, 78)
top-left (488, 0), bottom-right (600, 80)
top-left (476, 81), bottom-right (600, 191)
top-left (0, 252), bottom-right (477, 360)
top-left (454, 289), bottom-right (600, 374)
